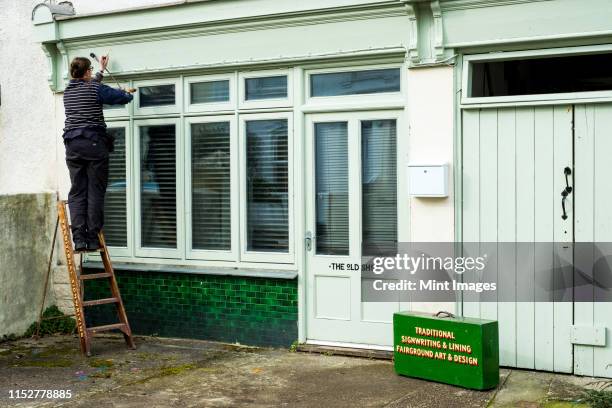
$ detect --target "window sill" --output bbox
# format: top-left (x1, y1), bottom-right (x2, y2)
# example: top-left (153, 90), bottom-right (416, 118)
top-left (83, 261), bottom-right (298, 280)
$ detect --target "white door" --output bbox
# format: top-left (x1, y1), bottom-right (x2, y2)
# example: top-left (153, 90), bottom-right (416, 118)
top-left (305, 111), bottom-right (403, 347)
top-left (462, 105), bottom-right (574, 372)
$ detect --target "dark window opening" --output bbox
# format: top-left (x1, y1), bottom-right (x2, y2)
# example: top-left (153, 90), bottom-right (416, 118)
top-left (470, 53), bottom-right (612, 98)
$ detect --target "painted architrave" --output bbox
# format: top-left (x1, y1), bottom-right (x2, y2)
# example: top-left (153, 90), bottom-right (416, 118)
top-left (33, 1), bottom-right (413, 92)
top-left (442, 0), bottom-right (612, 48)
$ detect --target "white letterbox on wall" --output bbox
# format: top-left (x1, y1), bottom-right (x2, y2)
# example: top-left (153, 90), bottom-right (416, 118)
top-left (407, 163), bottom-right (449, 197)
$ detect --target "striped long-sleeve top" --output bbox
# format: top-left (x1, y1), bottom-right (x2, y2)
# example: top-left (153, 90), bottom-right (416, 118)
top-left (63, 72), bottom-right (133, 138)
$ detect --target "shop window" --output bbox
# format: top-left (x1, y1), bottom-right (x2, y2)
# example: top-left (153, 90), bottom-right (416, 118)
top-left (310, 68), bottom-right (400, 97)
top-left (104, 127), bottom-right (128, 248)
top-left (190, 80), bottom-right (230, 104)
top-left (139, 84), bottom-right (176, 107)
top-left (245, 119), bottom-right (289, 253)
top-left (139, 124), bottom-right (177, 249)
top-left (245, 76), bottom-right (287, 100)
top-left (315, 122), bottom-right (349, 255)
top-left (470, 52), bottom-right (612, 98)
top-left (361, 119), bottom-right (397, 255)
top-left (191, 121), bottom-right (231, 251)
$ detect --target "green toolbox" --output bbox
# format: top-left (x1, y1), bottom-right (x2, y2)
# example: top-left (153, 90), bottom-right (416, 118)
top-left (393, 311), bottom-right (499, 390)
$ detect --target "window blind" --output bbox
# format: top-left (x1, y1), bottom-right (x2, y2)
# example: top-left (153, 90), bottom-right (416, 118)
top-left (361, 120), bottom-right (397, 255)
top-left (311, 69), bottom-right (400, 97)
top-left (190, 81), bottom-right (230, 104)
top-left (140, 125), bottom-right (177, 249)
top-left (246, 119), bottom-right (289, 252)
top-left (245, 76), bottom-right (288, 100)
top-left (191, 122), bottom-right (231, 251)
top-left (104, 127), bottom-right (128, 247)
top-left (315, 122), bottom-right (349, 255)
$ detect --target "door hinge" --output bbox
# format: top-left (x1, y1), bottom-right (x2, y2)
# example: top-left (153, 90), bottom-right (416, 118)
top-left (570, 325), bottom-right (606, 347)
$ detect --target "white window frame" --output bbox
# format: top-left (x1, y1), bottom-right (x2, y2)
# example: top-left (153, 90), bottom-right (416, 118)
top-left (184, 73), bottom-right (235, 113)
top-left (105, 120), bottom-right (133, 257)
top-left (304, 64), bottom-right (404, 109)
top-left (133, 78), bottom-right (182, 116)
top-left (185, 115), bottom-right (239, 261)
top-left (239, 112), bottom-right (294, 264)
top-left (356, 111), bottom-right (404, 254)
top-left (239, 69), bottom-right (293, 110)
top-left (461, 44), bottom-right (612, 106)
top-left (306, 111), bottom-right (404, 260)
top-left (304, 113), bottom-right (352, 258)
top-left (134, 118), bottom-right (184, 259)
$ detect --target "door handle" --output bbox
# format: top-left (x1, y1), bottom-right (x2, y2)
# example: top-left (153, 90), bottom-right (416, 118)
top-left (561, 166), bottom-right (572, 220)
top-left (564, 167), bottom-right (573, 194)
top-left (305, 231), bottom-right (313, 252)
top-left (561, 189), bottom-right (569, 220)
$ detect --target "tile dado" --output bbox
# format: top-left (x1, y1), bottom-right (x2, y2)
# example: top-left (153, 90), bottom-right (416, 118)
top-left (83, 270), bottom-right (298, 347)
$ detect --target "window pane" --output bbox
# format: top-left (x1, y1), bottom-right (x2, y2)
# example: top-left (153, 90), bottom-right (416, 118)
top-left (191, 122), bottom-right (231, 250)
top-left (311, 69), bottom-right (400, 97)
top-left (190, 80), bottom-right (230, 104)
top-left (245, 76), bottom-right (287, 100)
top-left (470, 53), bottom-right (612, 97)
top-left (140, 125), bottom-right (176, 248)
top-left (139, 84), bottom-right (175, 107)
top-left (315, 122), bottom-right (349, 255)
top-left (104, 128), bottom-right (127, 247)
top-left (246, 120), bottom-right (288, 252)
top-left (362, 120), bottom-right (397, 255)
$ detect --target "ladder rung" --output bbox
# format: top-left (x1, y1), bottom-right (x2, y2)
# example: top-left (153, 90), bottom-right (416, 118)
top-left (82, 297), bottom-right (119, 307)
top-left (87, 323), bottom-right (126, 334)
top-left (80, 272), bottom-right (112, 280)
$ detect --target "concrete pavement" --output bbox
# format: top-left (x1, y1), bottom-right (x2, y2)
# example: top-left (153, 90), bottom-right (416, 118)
top-left (0, 335), bottom-right (608, 407)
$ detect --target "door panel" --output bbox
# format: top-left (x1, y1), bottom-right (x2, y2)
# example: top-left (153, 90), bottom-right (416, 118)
top-left (574, 103), bottom-right (612, 378)
top-left (462, 106), bottom-right (573, 372)
top-left (305, 111), bottom-right (402, 347)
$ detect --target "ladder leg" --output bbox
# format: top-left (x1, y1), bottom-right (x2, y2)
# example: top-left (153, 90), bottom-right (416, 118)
top-left (79, 254), bottom-right (84, 301)
top-left (35, 215), bottom-right (60, 339)
top-left (57, 201), bottom-right (90, 356)
top-left (99, 231), bottom-right (136, 350)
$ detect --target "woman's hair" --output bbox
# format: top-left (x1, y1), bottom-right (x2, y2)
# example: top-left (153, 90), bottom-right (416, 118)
top-left (70, 57), bottom-right (91, 79)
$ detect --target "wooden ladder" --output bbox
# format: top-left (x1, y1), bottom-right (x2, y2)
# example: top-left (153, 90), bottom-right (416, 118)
top-left (57, 200), bottom-right (135, 356)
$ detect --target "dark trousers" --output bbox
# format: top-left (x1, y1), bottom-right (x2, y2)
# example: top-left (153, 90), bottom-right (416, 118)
top-left (65, 136), bottom-right (109, 244)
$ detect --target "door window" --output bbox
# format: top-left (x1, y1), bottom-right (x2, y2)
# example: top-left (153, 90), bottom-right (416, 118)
top-left (361, 120), bottom-right (397, 255)
top-left (315, 122), bottom-right (349, 255)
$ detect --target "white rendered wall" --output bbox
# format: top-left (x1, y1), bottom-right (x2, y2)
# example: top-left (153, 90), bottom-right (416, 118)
top-left (0, 0), bottom-right (57, 194)
top-left (407, 67), bottom-right (455, 242)
top-left (406, 66), bottom-right (456, 314)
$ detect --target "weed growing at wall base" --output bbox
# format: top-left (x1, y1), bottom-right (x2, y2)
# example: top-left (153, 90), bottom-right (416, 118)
top-left (23, 306), bottom-right (76, 337)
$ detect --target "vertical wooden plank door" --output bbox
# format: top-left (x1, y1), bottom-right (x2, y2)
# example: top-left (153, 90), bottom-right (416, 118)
top-left (462, 106), bottom-right (573, 372)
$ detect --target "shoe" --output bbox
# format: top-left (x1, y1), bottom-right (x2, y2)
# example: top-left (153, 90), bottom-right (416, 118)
top-left (74, 241), bottom-right (87, 252)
